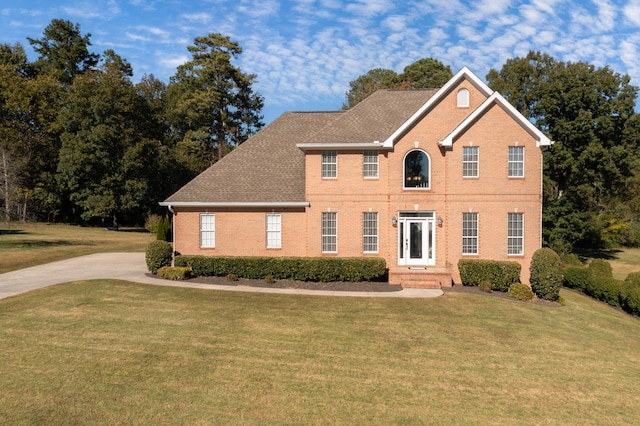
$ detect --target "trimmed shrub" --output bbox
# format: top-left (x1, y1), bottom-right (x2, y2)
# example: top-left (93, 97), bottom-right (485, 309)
top-left (157, 266), bottom-right (192, 280)
top-left (624, 272), bottom-right (640, 287)
top-left (226, 273), bottom-right (239, 281)
top-left (458, 259), bottom-right (521, 291)
top-left (589, 258), bottom-right (613, 278)
top-left (621, 286), bottom-right (640, 317)
top-left (478, 281), bottom-right (492, 293)
top-left (156, 216), bottom-right (172, 241)
top-left (563, 266), bottom-right (592, 292)
top-left (264, 274), bottom-right (275, 284)
top-left (175, 256), bottom-right (386, 282)
top-left (145, 240), bottom-right (173, 274)
top-left (508, 283), bottom-right (535, 301)
top-left (529, 248), bottom-right (563, 301)
top-left (561, 253), bottom-right (582, 266)
top-left (585, 276), bottom-right (623, 308)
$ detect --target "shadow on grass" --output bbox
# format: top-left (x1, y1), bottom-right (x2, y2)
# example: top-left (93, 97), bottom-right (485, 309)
top-left (0, 239), bottom-right (96, 248)
top-left (574, 248), bottom-right (623, 262)
top-left (0, 230), bottom-right (28, 235)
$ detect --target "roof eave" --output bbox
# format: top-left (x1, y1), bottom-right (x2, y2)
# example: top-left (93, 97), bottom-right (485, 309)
top-left (296, 142), bottom-right (387, 151)
top-left (159, 201), bottom-right (310, 208)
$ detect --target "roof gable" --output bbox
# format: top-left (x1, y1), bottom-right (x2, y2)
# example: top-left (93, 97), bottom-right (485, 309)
top-left (439, 92), bottom-right (553, 148)
top-left (381, 67), bottom-right (493, 148)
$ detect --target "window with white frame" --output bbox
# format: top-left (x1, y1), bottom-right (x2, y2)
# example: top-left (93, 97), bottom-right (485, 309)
top-left (457, 88), bottom-right (469, 108)
top-left (507, 212), bottom-right (524, 255)
top-left (404, 149), bottom-right (430, 189)
top-left (322, 212), bottom-right (337, 252)
top-left (363, 150), bottom-right (378, 178)
top-left (508, 146), bottom-right (524, 177)
top-left (322, 150), bottom-right (337, 178)
top-left (462, 212), bottom-right (478, 255)
top-left (362, 212), bottom-right (378, 253)
top-left (266, 214), bottom-right (281, 248)
top-left (200, 214), bottom-right (215, 248)
top-left (462, 146), bottom-right (479, 178)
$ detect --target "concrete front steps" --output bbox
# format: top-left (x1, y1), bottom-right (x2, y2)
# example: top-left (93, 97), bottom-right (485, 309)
top-left (390, 267), bottom-right (453, 289)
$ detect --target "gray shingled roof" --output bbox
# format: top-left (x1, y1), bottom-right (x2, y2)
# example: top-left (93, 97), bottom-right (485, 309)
top-left (163, 111), bottom-right (343, 203)
top-left (163, 89), bottom-right (438, 204)
top-left (303, 89), bottom-right (437, 144)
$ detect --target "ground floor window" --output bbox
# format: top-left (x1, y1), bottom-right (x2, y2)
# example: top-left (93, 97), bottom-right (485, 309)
top-left (200, 214), bottom-right (215, 248)
top-left (322, 212), bottom-right (337, 253)
top-left (507, 212), bottom-right (524, 255)
top-left (462, 212), bottom-right (478, 255)
top-left (362, 212), bottom-right (378, 253)
top-left (266, 214), bottom-right (281, 248)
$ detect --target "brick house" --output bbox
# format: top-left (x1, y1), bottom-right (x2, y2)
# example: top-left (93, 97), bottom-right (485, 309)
top-left (160, 67), bottom-right (552, 288)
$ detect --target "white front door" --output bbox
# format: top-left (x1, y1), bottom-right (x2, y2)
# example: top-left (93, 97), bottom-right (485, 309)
top-left (398, 213), bottom-right (435, 266)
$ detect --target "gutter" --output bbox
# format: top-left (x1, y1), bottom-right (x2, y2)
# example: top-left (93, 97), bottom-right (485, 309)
top-left (159, 201), bottom-right (310, 208)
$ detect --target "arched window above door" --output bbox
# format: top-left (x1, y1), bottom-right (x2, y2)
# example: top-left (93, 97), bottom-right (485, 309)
top-left (404, 149), bottom-right (430, 189)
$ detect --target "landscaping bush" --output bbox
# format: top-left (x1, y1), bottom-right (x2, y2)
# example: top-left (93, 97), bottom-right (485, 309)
top-left (624, 272), bottom-right (640, 287)
top-left (175, 256), bottom-right (386, 282)
top-left (145, 240), bottom-right (173, 274)
top-left (458, 259), bottom-right (521, 291)
top-left (478, 281), bottom-right (492, 293)
top-left (508, 283), bottom-right (535, 301)
top-left (563, 266), bottom-right (592, 292)
top-left (157, 266), bottom-right (192, 280)
top-left (144, 213), bottom-right (162, 234)
top-left (589, 258), bottom-right (613, 278)
top-left (155, 216), bottom-right (172, 242)
top-left (585, 276), bottom-right (623, 308)
top-left (561, 253), bottom-right (582, 266)
top-left (264, 274), bottom-right (275, 284)
top-left (621, 285), bottom-right (640, 316)
top-left (529, 248), bottom-right (563, 301)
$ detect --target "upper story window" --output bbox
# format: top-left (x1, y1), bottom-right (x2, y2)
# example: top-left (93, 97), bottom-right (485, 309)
top-left (322, 150), bottom-right (337, 178)
top-left (508, 146), bottom-right (524, 177)
top-left (457, 88), bottom-right (469, 108)
top-left (363, 150), bottom-right (378, 178)
top-left (462, 146), bottom-right (479, 178)
top-left (404, 149), bottom-right (430, 189)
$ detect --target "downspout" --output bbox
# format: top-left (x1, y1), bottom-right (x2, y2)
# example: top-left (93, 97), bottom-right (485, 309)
top-left (167, 205), bottom-right (176, 267)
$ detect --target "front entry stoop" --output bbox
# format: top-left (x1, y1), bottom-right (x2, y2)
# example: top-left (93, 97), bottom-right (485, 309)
top-left (390, 268), bottom-right (453, 289)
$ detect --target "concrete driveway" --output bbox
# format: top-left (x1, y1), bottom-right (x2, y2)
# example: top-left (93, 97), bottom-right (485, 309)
top-left (0, 252), bottom-right (443, 300)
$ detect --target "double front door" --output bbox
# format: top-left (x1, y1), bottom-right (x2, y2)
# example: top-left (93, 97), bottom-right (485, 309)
top-left (398, 212), bottom-right (435, 266)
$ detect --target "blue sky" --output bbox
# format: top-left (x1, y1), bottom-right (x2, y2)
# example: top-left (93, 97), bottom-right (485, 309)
top-left (2, 0), bottom-right (640, 124)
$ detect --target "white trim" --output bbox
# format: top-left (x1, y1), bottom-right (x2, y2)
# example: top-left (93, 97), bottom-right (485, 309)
top-left (199, 213), bottom-right (215, 248)
top-left (297, 142), bottom-right (385, 151)
top-left (439, 92), bottom-right (553, 149)
top-left (382, 67), bottom-right (493, 148)
top-left (160, 201), bottom-right (310, 208)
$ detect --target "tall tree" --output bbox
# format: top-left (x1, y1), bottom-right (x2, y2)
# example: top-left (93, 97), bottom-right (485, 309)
top-left (487, 51), bottom-right (640, 251)
top-left (28, 19), bottom-right (99, 84)
top-left (56, 51), bottom-right (161, 227)
top-left (168, 33), bottom-right (264, 164)
top-left (343, 57), bottom-right (452, 108)
top-left (401, 58), bottom-right (452, 89)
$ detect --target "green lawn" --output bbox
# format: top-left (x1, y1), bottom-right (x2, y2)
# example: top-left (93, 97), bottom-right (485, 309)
top-left (0, 223), bottom-right (154, 273)
top-left (576, 247), bottom-right (640, 280)
top-left (1, 280), bottom-right (639, 424)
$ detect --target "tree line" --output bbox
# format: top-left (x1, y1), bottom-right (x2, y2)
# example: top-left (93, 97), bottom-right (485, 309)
top-left (2, 19), bottom-right (639, 252)
top-left (0, 19), bottom-right (263, 228)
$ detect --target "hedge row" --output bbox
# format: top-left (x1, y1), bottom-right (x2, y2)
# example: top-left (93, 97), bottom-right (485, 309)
top-left (563, 261), bottom-right (640, 317)
top-left (174, 255), bottom-right (387, 282)
top-left (458, 259), bottom-right (521, 291)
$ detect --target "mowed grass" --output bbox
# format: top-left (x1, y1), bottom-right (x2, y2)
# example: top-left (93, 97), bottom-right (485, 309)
top-left (0, 223), bottom-right (154, 273)
top-left (1, 280), bottom-right (639, 425)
